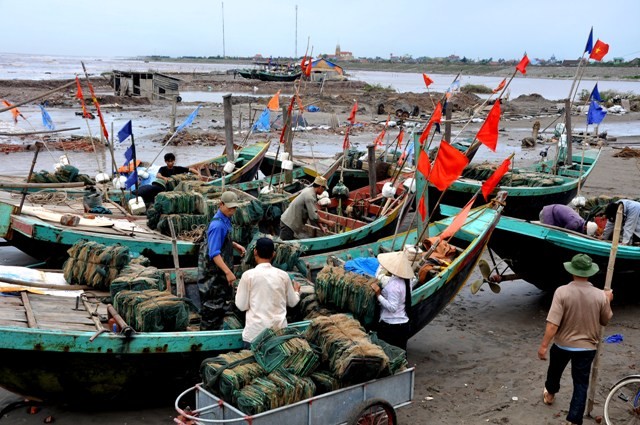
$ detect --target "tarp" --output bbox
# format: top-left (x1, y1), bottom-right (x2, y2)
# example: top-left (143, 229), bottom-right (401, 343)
top-left (271, 113), bottom-right (309, 130)
top-left (252, 108), bottom-right (271, 132)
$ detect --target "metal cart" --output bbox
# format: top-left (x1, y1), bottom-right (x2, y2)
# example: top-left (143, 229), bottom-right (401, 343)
top-left (174, 367), bottom-right (414, 425)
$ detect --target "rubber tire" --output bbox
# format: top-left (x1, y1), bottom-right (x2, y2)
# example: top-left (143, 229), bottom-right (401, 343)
top-left (346, 398), bottom-right (397, 425)
top-left (604, 376), bottom-right (640, 425)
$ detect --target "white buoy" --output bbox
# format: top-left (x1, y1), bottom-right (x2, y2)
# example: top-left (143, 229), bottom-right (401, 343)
top-left (259, 185), bottom-right (274, 194)
top-left (223, 161), bottom-right (236, 174)
top-left (281, 160), bottom-right (294, 171)
top-left (59, 154), bottom-right (70, 165)
top-left (403, 178), bottom-right (417, 193)
top-left (95, 173), bottom-right (111, 184)
top-left (112, 176), bottom-right (127, 190)
top-left (381, 182), bottom-right (396, 198)
top-left (139, 170), bottom-right (149, 180)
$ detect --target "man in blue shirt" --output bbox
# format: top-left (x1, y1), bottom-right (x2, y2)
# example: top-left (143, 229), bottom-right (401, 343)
top-left (197, 191), bottom-right (246, 330)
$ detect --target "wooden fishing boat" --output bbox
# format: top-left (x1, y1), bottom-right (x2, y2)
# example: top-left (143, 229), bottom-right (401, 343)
top-left (190, 140), bottom-right (270, 185)
top-left (0, 195), bottom-right (504, 405)
top-left (429, 147), bottom-right (601, 221)
top-left (440, 205), bottom-right (640, 296)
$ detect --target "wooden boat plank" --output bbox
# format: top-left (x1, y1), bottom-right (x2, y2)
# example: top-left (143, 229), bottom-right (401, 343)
top-left (0, 319), bottom-right (27, 327)
top-left (0, 311), bottom-right (29, 321)
top-left (38, 323), bottom-right (96, 332)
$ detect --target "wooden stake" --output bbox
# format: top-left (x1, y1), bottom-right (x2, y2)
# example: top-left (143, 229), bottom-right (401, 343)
top-left (168, 219), bottom-right (186, 298)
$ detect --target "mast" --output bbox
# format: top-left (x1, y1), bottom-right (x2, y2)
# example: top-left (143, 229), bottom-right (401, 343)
top-left (221, 2), bottom-right (226, 58)
top-left (295, 5), bottom-right (298, 58)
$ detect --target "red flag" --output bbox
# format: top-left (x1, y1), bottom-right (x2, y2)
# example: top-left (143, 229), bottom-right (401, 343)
top-left (373, 116), bottom-right (389, 148)
top-left (347, 101), bottom-right (358, 124)
top-left (418, 102), bottom-right (442, 146)
top-left (589, 39), bottom-right (610, 61)
top-left (267, 90), bottom-right (281, 111)
top-left (418, 196), bottom-right (427, 221)
top-left (440, 196), bottom-right (476, 240)
top-left (397, 129), bottom-right (407, 165)
top-left (342, 133), bottom-right (350, 150)
top-left (305, 60), bottom-right (313, 77)
top-left (75, 76), bottom-right (92, 119)
top-left (86, 81), bottom-right (109, 140)
top-left (429, 140), bottom-right (469, 191)
top-left (417, 148), bottom-right (431, 177)
top-left (300, 56), bottom-right (308, 70)
top-left (422, 73), bottom-right (434, 87)
top-left (481, 157), bottom-right (511, 201)
top-left (475, 100), bottom-right (501, 151)
top-left (1, 100), bottom-right (21, 123)
top-left (516, 54), bottom-right (530, 74)
top-left (492, 78), bottom-right (506, 94)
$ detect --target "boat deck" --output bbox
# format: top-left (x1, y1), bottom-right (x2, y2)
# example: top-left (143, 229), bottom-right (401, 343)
top-left (0, 291), bottom-right (108, 332)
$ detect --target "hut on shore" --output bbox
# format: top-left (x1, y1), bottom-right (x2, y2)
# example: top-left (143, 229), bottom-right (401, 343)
top-left (111, 71), bottom-right (181, 101)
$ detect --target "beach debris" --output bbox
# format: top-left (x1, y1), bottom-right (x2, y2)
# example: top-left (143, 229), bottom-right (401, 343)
top-left (613, 147), bottom-right (640, 158)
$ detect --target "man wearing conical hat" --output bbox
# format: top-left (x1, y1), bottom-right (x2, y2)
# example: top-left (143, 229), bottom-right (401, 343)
top-left (538, 254), bottom-right (613, 425)
top-left (279, 176), bottom-right (333, 240)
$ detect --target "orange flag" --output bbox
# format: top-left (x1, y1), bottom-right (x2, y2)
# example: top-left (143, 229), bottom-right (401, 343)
top-left (492, 78), bottom-right (506, 94)
top-left (589, 39), bottom-right (610, 61)
top-left (347, 101), bottom-right (358, 124)
top-left (267, 90), bottom-right (281, 111)
top-left (429, 141), bottom-right (469, 191)
top-left (373, 116), bottom-right (389, 148)
top-left (1, 100), bottom-right (21, 123)
top-left (305, 60), bottom-right (313, 77)
top-left (440, 196), bottom-right (476, 240)
top-left (481, 157), bottom-right (511, 201)
top-left (417, 148), bottom-right (430, 177)
top-left (418, 102), bottom-right (442, 146)
top-left (75, 76), bottom-right (92, 119)
top-left (87, 81), bottom-right (109, 140)
top-left (422, 73), bottom-right (434, 87)
top-left (475, 100), bottom-right (501, 151)
top-left (418, 196), bottom-right (427, 221)
top-left (516, 54), bottom-right (530, 74)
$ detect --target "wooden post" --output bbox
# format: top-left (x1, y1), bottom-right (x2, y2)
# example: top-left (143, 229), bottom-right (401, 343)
top-left (283, 105), bottom-right (294, 184)
top-left (18, 142), bottom-right (42, 215)
top-left (170, 96), bottom-right (177, 132)
top-left (444, 100), bottom-right (452, 142)
top-left (167, 219), bottom-right (186, 298)
top-left (367, 144), bottom-right (377, 198)
top-left (223, 94), bottom-right (234, 162)
top-left (565, 98), bottom-right (573, 167)
top-left (586, 203), bottom-right (622, 416)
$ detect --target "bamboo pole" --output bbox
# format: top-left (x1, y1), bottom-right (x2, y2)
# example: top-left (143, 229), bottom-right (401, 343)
top-left (586, 203), bottom-right (622, 416)
top-left (0, 127), bottom-right (81, 137)
top-left (0, 80), bottom-right (76, 113)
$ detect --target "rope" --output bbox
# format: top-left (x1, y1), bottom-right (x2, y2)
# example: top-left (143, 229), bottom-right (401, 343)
top-left (21, 191), bottom-right (69, 205)
top-left (179, 224), bottom-right (207, 242)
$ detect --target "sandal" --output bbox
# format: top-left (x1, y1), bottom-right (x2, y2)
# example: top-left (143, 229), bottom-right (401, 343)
top-left (543, 388), bottom-right (554, 405)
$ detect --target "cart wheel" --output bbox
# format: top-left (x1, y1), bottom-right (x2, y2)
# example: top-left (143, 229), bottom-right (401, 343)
top-left (347, 398), bottom-right (397, 425)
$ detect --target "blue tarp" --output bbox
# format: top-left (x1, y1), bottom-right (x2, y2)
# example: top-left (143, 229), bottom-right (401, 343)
top-left (344, 257), bottom-right (379, 277)
top-left (252, 108), bottom-right (271, 132)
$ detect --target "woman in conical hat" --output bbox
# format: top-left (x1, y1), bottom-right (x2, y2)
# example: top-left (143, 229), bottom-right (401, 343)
top-left (370, 251), bottom-right (413, 351)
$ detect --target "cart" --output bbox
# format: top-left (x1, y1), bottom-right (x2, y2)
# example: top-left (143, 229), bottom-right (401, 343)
top-left (174, 367), bottom-right (414, 425)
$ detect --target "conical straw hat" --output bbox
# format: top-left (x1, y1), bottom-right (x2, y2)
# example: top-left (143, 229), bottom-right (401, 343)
top-left (377, 251), bottom-right (414, 279)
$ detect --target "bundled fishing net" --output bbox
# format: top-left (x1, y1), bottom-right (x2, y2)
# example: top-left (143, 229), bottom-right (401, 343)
top-left (315, 265), bottom-right (379, 326)
top-left (153, 191), bottom-right (207, 215)
top-left (257, 192), bottom-right (290, 221)
top-left (164, 173), bottom-right (198, 191)
top-left (238, 235), bottom-right (305, 273)
top-left (63, 240), bottom-right (130, 289)
top-left (251, 327), bottom-right (320, 377)
top-left (29, 165), bottom-right (94, 184)
top-left (309, 369), bottom-right (341, 395)
top-left (234, 370), bottom-right (315, 415)
top-left (173, 180), bottom-right (221, 195)
top-left (462, 163), bottom-right (565, 187)
top-left (369, 332), bottom-right (408, 376)
top-left (113, 289), bottom-right (190, 332)
top-left (305, 314), bottom-right (389, 386)
top-left (576, 195), bottom-right (640, 220)
top-left (109, 263), bottom-right (166, 300)
top-left (200, 350), bottom-right (266, 400)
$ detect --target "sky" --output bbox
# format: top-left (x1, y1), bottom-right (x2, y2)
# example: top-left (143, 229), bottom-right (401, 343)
top-left (1, 0), bottom-right (639, 61)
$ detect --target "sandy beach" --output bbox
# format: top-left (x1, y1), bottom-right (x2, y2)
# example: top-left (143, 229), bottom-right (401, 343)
top-left (1, 70), bottom-right (640, 424)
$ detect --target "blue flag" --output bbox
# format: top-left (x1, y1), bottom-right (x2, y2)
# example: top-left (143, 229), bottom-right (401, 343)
top-left (587, 100), bottom-right (607, 125)
top-left (118, 120), bottom-right (133, 143)
top-left (176, 106), bottom-right (202, 132)
top-left (584, 27), bottom-right (593, 54)
top-left (39, 105), bottom-right (55, 130)
top-left (590, 83), bottom-right (602, 102)
top-left (124, 144), bottom-right (135, 166)
top-left (125, 169), bottom-right (138, 190)
top-left (252, 108), bottom-right (271, 132)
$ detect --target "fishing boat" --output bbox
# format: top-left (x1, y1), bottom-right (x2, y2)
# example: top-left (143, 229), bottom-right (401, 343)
top-left (236, 62), bottom-right (302, 82)
top-left (0, 194), bottom-right (504, 405)
top-left (429, 147), bottom-right (601, 221)
top-left (189, 140), bottom-right (271, 185)
top-left (439, 203), bottom-right (640, 296)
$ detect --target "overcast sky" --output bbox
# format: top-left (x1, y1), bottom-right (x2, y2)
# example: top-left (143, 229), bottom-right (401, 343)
top-left (1, 0), bottom-right (638, 61)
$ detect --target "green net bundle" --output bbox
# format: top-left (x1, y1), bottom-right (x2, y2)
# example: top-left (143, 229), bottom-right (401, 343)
top-left (109, 263), bottom-right (166, 300)
top-left (234, 370), bottom-right (315, 416)
top-left (29, 165), bottom-right (94, 184)
top-left (315, 265), bottom-right (378, 326)
top-left (200, 350), bottom-right (266, 400)
top-left (62, 240), bottom-right (130, 289)
top-left (239, 236), bottom-right (305, 273)
top-left (251, 327), bottom-right (320, 377)
top-left (174, 180), bottom-right (222, 195)
top-left (369, 332), bottom-right (408, 376)
top-left (153, 191), bottom-right (206, 215)
top-left (305, 314), bottom-right (389, 386)
top-left (113, 289), bottom-right (190, 332)
top-left (309, 370), bottom-right (341, 395)
top-left (257, 192), bottom-right (290, 221)
top-left (576, 195), bottom-right (640, 220)
top-left (164, 173), bottom-right (198, 191)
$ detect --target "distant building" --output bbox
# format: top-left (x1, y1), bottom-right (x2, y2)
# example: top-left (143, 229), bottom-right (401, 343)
top-left (613, 57), bottom-right (624, 64)
top-left (334, 44), bottom-right (354, 61)
top-left (112, 71), bottom-right (180, 101)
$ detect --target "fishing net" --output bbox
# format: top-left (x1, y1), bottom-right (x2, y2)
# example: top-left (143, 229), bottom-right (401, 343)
top-left (153, 191), bottom-right (207, 215)
top-left (369, 332), bottom-right (408, 376)
top-left (113, 289), bottom-right (190, 332)
top-left (200, 350), bottom-right (266, 400)
top-left (164, 173), bottom-right (199, 191)
top-left (251, 327), bottom-right (320, 377)
top-left (315, 265), bottom-right (379, 326)
top-left (576, 195), bottom-right (640, 221)
top-left (305, 314), bottom-right (389, 386)
top-left (156, 214), bottom-right (209, 235)
top-left (109, 263), bottom-right (166, 300)
top-left (234, 370), bottom-right (315, 416)
top-left (29, 165), bottom-right (94, 184)
top-left (309, 369), bottom-right (341, 395)
top-left (238, 235), bottom-right (305, 273)
top-left (462, 163), bottom-right (565, 187)
top-left (62, 240), bottom-right (130, 289)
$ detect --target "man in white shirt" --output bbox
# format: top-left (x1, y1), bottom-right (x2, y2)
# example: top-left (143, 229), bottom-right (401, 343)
top-left (235, 238), bottom-right (300, 347)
